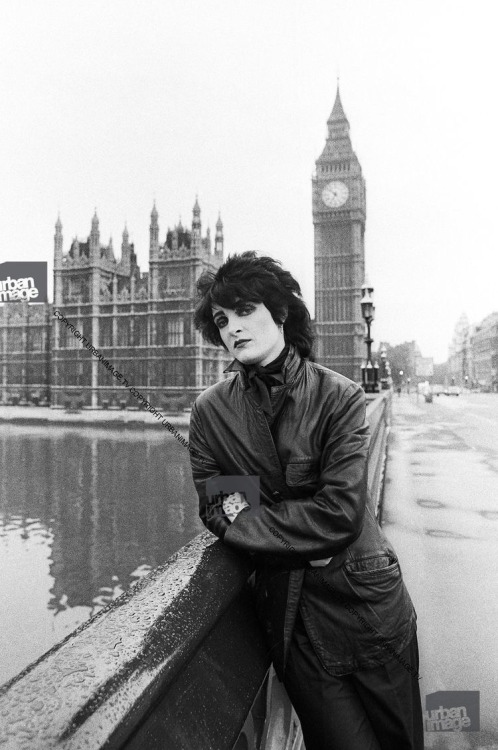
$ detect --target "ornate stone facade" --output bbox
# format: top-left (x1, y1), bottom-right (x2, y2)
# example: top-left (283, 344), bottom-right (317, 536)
top-left (0, 301), bottom-right (51, 404)
top-left (312, 88), bottom-right (366, 382)
top-left (0, 201), bottom-right (230, 408)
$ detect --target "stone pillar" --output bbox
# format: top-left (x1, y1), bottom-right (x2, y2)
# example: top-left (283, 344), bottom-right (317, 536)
top-left (21, 309), bottom-right (28, 399)
top-left (112, 275), bottom-right (118, 347)
top-left (91, 269), bottom-right (100, 408)
top-left (1, 323), bottom-right (7, 403)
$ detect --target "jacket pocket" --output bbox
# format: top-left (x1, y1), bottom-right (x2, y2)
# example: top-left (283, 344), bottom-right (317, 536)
top-left (285, 460), bottom-right (319, 487)
top-left (344, 554), bottom-right (401, 584)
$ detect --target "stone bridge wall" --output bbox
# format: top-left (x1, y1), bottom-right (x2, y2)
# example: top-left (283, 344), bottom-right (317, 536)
top-left (0, 391), bottom-right (391, 749)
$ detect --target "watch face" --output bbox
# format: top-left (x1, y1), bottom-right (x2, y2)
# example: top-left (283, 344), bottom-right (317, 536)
top-left (321, 181), bottom-right (349, 208)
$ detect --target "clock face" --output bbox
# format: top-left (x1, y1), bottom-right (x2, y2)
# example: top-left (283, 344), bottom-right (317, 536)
top-left (321, 181), bottom-right (349, 208)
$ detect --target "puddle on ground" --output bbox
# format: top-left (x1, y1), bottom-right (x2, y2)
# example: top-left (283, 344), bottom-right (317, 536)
top-left (425, 528), bottom-right (471, 539)
top-left (417, 499), bottom-right (446, 509)
top-left (479, 510), bottom-right (498, 521)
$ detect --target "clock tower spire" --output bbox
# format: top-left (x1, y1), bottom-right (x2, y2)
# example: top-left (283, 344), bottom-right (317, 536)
top-left (312, 86), bottom-right (366, 382)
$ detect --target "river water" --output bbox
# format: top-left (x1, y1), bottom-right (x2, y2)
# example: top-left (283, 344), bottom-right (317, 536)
top-left (0, 422), bottom-right (204, 687)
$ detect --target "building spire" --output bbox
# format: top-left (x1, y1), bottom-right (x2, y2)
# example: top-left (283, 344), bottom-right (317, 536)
top-left (322, 83), bottom-right (351, 145)
top-left (121, 223), bottom-right (131, 270)
top-left (89, 209), bottom-right (100, 263)
top-left (328, 86), bottom-right (348, 124)
top-left (54, 215), bottom-right (63, 266)
top-left (192, 197), bottom-right (201, 252)
top-left (150, 203), bottom-right (159, 259)
top-left (215, 212), bottom-right (224, 256)
top-left (192, 197), bottom-right (201, 234)
top-left (106, 236), bottom-right (115, 262)
top-left (90, 210), bottom-right (99, 239)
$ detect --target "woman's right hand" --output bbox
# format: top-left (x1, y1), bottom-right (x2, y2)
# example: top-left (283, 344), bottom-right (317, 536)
top-left (222, 492), bottom-right (250, 522)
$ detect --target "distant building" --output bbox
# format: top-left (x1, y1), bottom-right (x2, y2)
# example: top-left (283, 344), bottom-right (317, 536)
top-left (471, 312), bottom-right (498, 391)
top-left (448, 313), bottom-right (474, 386)
top-left (312, 88), bottom-right (366, 382)
top-left (0, 200), bottom-right (231, 408)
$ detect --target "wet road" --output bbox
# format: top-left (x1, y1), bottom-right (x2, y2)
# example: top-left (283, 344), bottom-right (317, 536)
top-left (382, 393), bottom-right (498, 750)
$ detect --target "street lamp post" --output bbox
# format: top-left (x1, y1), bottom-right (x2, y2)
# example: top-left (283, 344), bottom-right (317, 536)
top-left (360, 281), bottom-right (379, 393)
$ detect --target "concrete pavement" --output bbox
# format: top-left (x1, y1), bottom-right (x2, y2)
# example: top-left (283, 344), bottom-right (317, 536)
top-left (382, 393), bottom-right (498, 749)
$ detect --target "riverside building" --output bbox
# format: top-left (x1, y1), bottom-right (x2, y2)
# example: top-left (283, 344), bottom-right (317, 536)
top-left (1, 87), bottom-right (370, 405)
top-left (0, 201), bottom-right (230, 408)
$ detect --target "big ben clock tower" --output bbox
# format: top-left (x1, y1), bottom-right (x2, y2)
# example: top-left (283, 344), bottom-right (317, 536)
top-left (312, 87), bottom-right (366, 382)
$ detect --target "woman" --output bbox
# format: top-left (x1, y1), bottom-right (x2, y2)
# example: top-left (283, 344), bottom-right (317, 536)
top-left (189, 251), bottom-right (423, 750)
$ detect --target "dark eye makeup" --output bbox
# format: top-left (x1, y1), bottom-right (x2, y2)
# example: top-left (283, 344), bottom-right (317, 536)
top-left (212, 302), bottom-right (257, 329)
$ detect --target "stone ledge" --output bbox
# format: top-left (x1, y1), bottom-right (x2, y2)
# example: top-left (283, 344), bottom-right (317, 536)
top-left (0, 533), bottom-right (258, 749)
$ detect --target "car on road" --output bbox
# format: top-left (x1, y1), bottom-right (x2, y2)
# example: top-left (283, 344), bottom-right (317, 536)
top-left (444, 385), bottom-right (462, 396)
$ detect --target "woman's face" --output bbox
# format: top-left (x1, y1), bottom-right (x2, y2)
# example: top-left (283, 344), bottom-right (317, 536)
top-left (211, 301), bottom-right (286, 366)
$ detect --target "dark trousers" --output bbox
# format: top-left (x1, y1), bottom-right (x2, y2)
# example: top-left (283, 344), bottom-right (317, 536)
top-left (281, 610), bottom-right (424, 750)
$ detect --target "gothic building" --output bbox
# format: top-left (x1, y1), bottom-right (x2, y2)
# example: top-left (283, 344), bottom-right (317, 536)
top-left (0, 200), bottom-right (230, 408)
top-left (1, 88), bottom-right (368, 405)
top-left (312, 88), bottom-right (366, 382)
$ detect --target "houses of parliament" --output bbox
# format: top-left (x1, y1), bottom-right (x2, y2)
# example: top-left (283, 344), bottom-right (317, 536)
top-left (0, 88), bottom-right (366, 408)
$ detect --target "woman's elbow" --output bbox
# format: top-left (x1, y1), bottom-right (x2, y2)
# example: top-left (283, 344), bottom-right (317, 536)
top-left (339, 492), bottom-right (367, 547)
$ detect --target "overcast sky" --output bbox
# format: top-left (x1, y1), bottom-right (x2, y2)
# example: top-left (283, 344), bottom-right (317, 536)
top-left (1, 0), bottom-right (496, 363)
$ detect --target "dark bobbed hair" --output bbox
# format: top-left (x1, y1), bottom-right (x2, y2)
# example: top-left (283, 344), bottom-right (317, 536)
top-left (193, 251), bottom-right (314, 358)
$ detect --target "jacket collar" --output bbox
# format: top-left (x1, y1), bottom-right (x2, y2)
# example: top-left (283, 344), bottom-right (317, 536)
top-left (223, 342), bottom-right (303, 390)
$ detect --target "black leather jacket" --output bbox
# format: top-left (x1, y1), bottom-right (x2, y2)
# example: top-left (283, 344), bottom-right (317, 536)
top-left (189, 344), bottom-right (416, 676)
